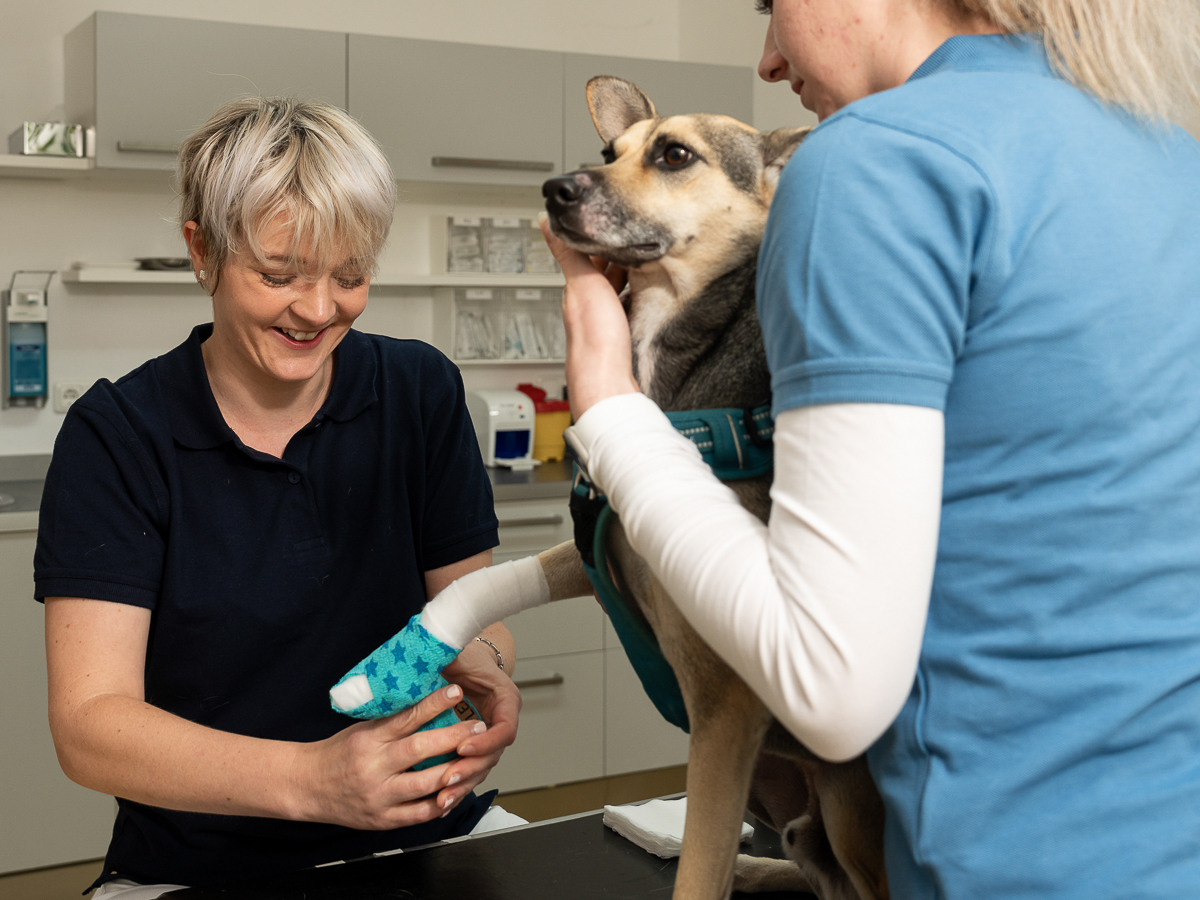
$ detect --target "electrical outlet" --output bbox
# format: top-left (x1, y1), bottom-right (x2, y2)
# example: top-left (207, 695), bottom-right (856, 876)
top-left (53, 381), bottom-right (90, 414)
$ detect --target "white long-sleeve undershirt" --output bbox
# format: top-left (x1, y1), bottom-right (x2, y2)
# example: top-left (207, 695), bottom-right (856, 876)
top-left (565, 393), bottom-right (944, 762)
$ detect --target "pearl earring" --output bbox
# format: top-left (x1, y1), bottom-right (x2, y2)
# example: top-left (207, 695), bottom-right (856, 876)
top-left (198, 269), bottom-right (206, 280)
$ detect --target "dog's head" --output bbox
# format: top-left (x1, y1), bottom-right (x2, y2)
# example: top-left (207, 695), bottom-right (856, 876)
top-left (543, 76), bottom-right (810, 275)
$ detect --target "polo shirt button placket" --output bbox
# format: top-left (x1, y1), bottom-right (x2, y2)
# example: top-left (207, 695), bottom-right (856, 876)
top-left (288, 471), bottom-right (301, 484)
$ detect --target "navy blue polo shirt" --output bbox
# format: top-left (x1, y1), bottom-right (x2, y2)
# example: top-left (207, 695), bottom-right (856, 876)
top-left (34, 323), bottom-right (499, 887)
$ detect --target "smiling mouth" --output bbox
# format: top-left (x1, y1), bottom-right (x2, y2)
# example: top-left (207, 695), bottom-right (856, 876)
top-left (275, 326), bottom-right (325, 344)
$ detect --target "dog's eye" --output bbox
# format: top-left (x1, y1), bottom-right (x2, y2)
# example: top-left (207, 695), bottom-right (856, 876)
top-left (601, 145), bottom-right (616, 164)
top-left (662, 144), bottom-right (693, 167)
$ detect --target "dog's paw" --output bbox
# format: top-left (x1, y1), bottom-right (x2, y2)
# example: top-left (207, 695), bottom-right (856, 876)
top-left (329, 612), bottom-right (461, 719)
top-left (732, 854), bottom-right (814, 894)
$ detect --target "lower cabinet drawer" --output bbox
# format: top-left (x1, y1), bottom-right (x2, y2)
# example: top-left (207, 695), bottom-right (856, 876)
top-left (493, 498), bottom-right (572, 561)
top-left (504, 594), bottom-right (603, 659)
top-left (485, 650), bottom-right (604, 794)
top-left (604, 647), bottom-right (690, 777)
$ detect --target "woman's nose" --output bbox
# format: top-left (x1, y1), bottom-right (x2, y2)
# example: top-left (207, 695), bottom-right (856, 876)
top-left (758, 23), bottom-right (788, 83)
top-left (293, 278), bottom-right (335, 324)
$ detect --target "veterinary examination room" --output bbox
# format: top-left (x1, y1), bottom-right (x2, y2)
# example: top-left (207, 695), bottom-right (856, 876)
top-left (2, 2), bottom-right (1199, 899)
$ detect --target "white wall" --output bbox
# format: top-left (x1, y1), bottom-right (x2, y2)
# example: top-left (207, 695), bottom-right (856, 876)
top-left (0, 1), bottom-right (690, 455)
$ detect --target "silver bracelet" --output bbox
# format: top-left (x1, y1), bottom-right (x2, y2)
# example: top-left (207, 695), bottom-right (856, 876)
top-left (475, 636), bottom-right (505, 671)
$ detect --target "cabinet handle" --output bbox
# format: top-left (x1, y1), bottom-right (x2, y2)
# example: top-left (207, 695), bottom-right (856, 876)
top-left (431, 156), bottom-right (555, 173)
top-left (498, 515), bottom-right (564, 529)
top-left (514, 674), bottom-right (565, 690)
top-left (117, 141), bottom-right (180, 154)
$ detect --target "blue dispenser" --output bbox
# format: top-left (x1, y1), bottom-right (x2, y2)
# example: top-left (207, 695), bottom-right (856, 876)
top-left (2, 271), bottom-right (55, 409)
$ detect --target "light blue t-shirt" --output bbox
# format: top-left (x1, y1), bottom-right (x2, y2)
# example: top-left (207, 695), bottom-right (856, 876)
top-left (759, 34), bottom-right (1200, 900)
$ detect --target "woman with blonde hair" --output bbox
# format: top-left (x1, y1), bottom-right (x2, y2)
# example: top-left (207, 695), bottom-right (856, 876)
top-left (544, 0), bottom-right (1200, 896)
top-left (36, 98), bottom-right (519, 897)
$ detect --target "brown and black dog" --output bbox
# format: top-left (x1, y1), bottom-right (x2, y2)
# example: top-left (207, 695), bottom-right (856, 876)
top-left (526, 76), bottom-right (889, 900)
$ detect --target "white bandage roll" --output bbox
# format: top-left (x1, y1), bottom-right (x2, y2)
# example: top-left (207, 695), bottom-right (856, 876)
top-left (421, 556), bottom-right (552, 649)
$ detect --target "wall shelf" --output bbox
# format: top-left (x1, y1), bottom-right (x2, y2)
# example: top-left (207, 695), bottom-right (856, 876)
top-left (456, 358), bottom-right (565, 366)
top-left (0, 155), bottom-right (94, 179)
top-left (61, 266), bottom-right (565, 288)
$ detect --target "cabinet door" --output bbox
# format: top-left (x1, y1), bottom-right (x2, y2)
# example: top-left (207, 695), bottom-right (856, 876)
top-left (0, 532), bottom-right (115, 874)
top-left (564, 55), bottom-right (753, 170)
top-left (505, 594), bottom-right (603, 659)
top-left (493, 498), bottom-right (572, 562)
top-left (349, 35), bottom-right (563, 186)
top-left (484, 650), bottom-right (605, 793)
top-left (604, 641), bottom-right (690, 777)
top-left (76, 12), bottom-right (347, 170)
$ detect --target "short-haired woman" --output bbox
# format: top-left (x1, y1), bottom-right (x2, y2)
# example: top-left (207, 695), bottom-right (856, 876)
top-left (546, 0), bottom-right (1200, 897)
top-left (36, 98), bottom-right (519, 898)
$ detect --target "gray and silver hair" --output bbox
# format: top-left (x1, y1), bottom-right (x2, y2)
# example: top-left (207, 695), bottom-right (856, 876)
top-left (177, 97), bottom-right (395, 293)
top-left (949, 0), bottom-right (1200, 125)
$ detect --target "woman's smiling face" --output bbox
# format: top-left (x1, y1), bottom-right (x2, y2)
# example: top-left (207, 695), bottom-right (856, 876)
top-left (755, 0), bottom-right (999, 120)
top-left (188, 215), bottom-right (370, 389)
top-left (756, 0), bottom-right (905, 120)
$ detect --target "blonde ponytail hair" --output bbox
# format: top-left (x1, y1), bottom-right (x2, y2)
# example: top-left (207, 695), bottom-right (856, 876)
top-left (953, 0), bottom-right (1200, 124)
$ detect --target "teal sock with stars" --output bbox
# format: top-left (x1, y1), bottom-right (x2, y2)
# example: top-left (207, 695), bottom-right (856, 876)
top-left (329, 612), bottom-right (480, 771)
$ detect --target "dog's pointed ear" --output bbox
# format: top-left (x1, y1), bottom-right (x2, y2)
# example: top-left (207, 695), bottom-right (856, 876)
top-left (761, 126), bottom-right (814, 191)
top-left (587, 76), bottom-right (657, 144)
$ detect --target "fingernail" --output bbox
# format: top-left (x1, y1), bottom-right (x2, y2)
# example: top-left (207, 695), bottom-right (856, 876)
top-left (446, 774), bottom-right (461, 787)
top-left (459, 744), bottom-right (474, 755)
top-left (445, 685), bottom-right (462, 701)
top-left (471, 721), bottom-right (487, 734)
top-left (441, 793), bottom-right (456, 809)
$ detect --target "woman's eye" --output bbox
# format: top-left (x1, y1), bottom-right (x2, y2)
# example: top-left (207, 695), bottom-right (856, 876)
top-left (260, 273), bottom-right (294, 287)
top-left (663, 145), bottom-right (693, 167)
top-left (336, 276), bottom-right (367, 290)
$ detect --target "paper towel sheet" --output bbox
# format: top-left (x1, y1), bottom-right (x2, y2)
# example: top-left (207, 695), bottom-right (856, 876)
top-left (602, 797), bottom-right (753, 859)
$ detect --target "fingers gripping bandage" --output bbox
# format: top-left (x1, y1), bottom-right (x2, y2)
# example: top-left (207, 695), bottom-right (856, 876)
top-left (328, 558), bottom-right (552, 767)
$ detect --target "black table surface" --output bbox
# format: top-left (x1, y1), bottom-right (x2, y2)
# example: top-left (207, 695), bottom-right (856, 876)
top-left (164, 808), bottom-right (811, 900)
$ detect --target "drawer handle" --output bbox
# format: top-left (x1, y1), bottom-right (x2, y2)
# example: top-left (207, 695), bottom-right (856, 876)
top-left (117, 141), bottom-right (180, 154)
top-left (498, 515), bottom-right (563, 529)
top-left (514, 674), bottom-right (565, 690)
top-left (432, 156), bottom-right (555, 173)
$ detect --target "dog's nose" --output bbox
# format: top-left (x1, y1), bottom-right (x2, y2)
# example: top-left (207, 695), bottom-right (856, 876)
top-left (542, 175), bottom-right (585, 214)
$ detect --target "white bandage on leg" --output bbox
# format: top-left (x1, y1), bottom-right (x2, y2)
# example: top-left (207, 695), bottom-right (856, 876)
top-left (421, 556), bottom-right (552, 649)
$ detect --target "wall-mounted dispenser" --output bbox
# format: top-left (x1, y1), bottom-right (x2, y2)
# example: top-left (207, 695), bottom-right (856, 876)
top-left (2, 271), bottom-right (55, 409)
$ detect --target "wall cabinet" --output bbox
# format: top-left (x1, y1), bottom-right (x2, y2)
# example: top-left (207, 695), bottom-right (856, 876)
top-left (61, 13), bottom-right (753, 182)
top-left (564, 55), bottom-right (754, 170)
top-left (349, 36), bottom-right (563, 187)
top-left (0, 530), bottom-right (114, 875)
top-left (64, 12), bottom-right (347, 171)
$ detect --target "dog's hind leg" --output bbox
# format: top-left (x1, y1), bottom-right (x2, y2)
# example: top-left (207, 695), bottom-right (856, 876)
top-left (656, 615), bottom-right (774, 900)
top-left (673, 657), bottom-right (772, 900)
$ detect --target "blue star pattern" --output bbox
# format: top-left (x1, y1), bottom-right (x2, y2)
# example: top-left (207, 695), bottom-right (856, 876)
top-left (328, 612), bottom-right (482, 772)
top-left (329, 612), bottom-right (462, 721)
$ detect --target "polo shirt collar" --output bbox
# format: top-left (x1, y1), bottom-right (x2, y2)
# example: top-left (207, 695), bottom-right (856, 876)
top-left (157, 323), bottom-right (378, 450)
top-left (909, 33), bottom-right (1049, 84)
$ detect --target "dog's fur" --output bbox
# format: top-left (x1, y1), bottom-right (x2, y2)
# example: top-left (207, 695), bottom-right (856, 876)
top-left (532, 77), bottom-right (888, 900)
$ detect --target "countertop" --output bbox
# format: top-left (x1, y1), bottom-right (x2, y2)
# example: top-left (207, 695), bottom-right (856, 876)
top-left (0, 454), bottom-right (50, 533)
top-left (0, 454), bottom-right (571, 534)
top-left (487, 457), bottom-right (573, 501)
top-left (164, 805), bottom-right (801, 900)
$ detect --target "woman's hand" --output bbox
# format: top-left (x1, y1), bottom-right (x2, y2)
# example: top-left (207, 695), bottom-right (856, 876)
top-left (539, 215), bottom-right (641, 419)
top-left (436, 634), bottom-right (522, 814)
top-left (298, 684), bottom-right (489, 831)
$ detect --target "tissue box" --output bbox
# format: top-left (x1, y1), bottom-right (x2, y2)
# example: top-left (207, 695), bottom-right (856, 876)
top-left (8, 122), bottom-right (88, 157)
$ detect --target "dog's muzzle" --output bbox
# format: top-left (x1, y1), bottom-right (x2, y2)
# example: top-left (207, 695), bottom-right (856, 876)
top-left (542, 173), bottom-right (587, 219)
